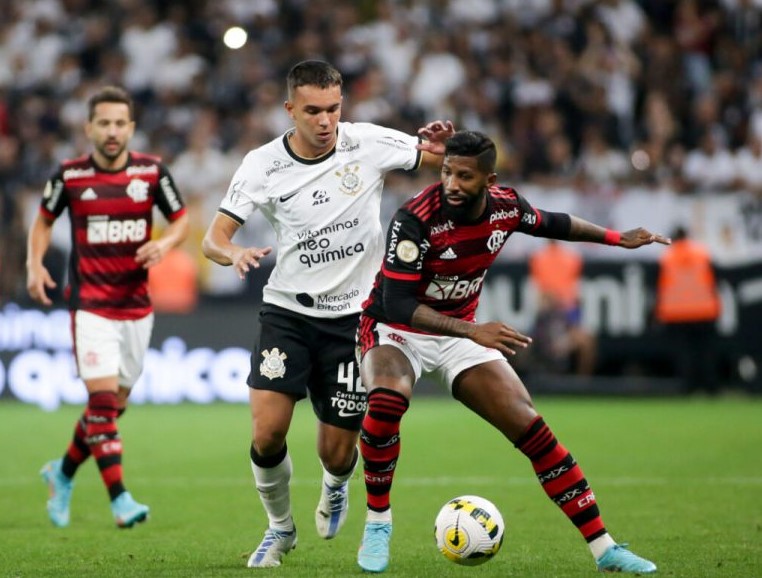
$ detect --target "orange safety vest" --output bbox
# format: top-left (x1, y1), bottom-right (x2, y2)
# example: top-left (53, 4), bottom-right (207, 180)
top-left (655, 239), bottom-right (720, 323)
top-left (529, 242), bottom-right (582, 309)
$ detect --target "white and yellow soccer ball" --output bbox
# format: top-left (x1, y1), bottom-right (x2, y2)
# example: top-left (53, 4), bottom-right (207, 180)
top-left (434, 495), bottom-right (505, 566)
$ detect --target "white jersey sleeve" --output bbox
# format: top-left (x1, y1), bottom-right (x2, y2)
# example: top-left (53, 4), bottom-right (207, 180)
top-left (215, 122), bottom-right (422, 318)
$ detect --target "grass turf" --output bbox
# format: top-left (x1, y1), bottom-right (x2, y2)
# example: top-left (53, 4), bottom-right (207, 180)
top-left (0, 396), bottom-right (760, 577)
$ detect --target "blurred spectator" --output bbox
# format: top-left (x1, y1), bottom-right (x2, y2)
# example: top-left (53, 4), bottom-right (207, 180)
top-left (576, 124), bottom-right (631, 187)
top-left (527, 133), bottom-right (579, 188)
top-left (734, 132), bottom-right (762, 195)
top-left (577, 16), bottom-right (641, 146)
top-left (595, 0), bottom-right (648, 48)
top-left (408, 33), bottom-right (465, 118)
top-left (120, 4), bottom-right (177, 94)
top-left (682, 128), bottom-right (736, 193)
top-left (630, 90), bottom-right (684, 189)
top-left (654, 226), bottom-right (722, 393)
top-left (528, 239), bottom-right (597, 376)
top-left (674, 0), bottom-right (721, 96)
top-left (2, 0), bottom-right (762, 303)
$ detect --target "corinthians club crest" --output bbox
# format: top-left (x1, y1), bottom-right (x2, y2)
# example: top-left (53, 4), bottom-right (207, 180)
top-left (336, 164), bottom-right (363, 196)
top-left (260, 348), bottom-right (287, 380)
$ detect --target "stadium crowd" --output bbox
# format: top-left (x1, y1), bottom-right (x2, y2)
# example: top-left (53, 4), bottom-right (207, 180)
top-left (1, 0), bottom-right (762, 301)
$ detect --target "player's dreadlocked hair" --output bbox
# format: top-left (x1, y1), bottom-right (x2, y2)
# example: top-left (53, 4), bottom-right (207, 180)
top-left (287, 60), bottom-right (343, 98)
top-left (445, 131), bottom-right (497, 173)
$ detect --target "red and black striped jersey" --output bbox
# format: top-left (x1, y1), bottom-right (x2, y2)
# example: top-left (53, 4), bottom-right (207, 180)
top-left (362, 182), bottom-right (542, 331)
top-left (40, 152), bottom-right (186, 320)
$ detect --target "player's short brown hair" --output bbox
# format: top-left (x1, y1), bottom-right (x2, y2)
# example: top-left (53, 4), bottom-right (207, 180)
top-left (87, 86), bottom-right (134, 120)
top-left (287, 60), bottom-right (343, 98)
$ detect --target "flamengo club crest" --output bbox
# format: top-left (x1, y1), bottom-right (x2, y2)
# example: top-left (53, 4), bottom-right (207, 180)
top-left (336, 164), bottom-right (363, 196)
top-left (126, 178), bottom-right (149, 202)
top-left (260, 348), bottom-right (287, 380)
top-left (487, 230), bottom-right (508, 254)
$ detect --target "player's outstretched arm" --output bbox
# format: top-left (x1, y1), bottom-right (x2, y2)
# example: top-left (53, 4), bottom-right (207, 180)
top-left (567, 215), bottom-right (670, 248)
top-left (202, 212), bottom-right (272, 280)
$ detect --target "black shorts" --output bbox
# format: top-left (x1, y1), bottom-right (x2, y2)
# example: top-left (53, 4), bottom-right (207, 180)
top-left (247, 303), bottom-right (367, 430)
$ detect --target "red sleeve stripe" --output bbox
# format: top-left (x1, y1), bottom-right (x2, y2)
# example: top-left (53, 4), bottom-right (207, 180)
top-left (168, 206), bottom-right (187, 221)
top-left (381, 263), bottom-right (420, 281)
top-left (40, 206), bottom-right (56, 220)
top-left (407, 184), bottom-right (441, 220)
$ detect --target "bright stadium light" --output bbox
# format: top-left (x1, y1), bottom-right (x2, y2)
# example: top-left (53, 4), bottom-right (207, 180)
top-left (223, 26), bottom-right (248, 50)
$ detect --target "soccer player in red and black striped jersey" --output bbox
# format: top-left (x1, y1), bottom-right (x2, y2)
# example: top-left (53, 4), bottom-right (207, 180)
top-left (355, 131), bottom-right (669, 574)
top-left (26, 86), bottom-right (189, 529)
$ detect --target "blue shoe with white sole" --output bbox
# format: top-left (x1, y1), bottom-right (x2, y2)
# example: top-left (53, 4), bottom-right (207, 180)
top-left (596, 543), bottom-right (657, 574)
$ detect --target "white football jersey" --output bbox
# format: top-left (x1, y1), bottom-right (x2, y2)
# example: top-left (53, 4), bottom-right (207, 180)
top-left (219, 121), bottom-right (422, 318)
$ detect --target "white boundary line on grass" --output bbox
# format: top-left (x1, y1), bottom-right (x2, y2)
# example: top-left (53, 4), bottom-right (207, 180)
top-left (4, 475), bottom-right (762, 486)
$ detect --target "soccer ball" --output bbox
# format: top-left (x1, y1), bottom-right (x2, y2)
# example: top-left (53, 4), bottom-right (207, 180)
top-left (434, 495), bottom-right (505, 566)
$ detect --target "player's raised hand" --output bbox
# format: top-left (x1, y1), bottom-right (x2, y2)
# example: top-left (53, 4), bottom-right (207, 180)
top-left (417, 120), bottom-right (455, 155)
top-left (468, 321), bottom-right (532, 357)
top-left (232, 246), bottom-right (272, 279)
top-left (27, 264), bottom-right (57, 306)
top-left (619, 228), bottom-right (671, 249)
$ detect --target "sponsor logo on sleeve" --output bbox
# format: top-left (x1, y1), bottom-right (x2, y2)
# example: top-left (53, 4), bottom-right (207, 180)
top-left (265, 160), bottom-right (294, 177)
top-left (377, 136), bottom-right (412, 150)
top-left (159, 176), bottom-right (182, 211)
top-left (228, 180), bottom-right (247, 205)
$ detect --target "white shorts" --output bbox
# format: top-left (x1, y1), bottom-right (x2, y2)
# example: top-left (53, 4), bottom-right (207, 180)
top-left (372, 322), bottom-right (506, 392)
top-left (73, 310), bottom-right (154, 387)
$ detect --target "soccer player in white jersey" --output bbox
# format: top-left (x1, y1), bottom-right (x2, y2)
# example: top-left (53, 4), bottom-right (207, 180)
top-left (202, 60), bottom-right (453, 568)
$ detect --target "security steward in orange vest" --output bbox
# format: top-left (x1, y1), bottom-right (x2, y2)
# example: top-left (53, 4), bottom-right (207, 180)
top-left (654, 226), bottom-right (721, 393)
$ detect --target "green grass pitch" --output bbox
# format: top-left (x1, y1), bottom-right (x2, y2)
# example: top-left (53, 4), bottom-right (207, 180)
top-left (1, 396), bottom-right (760, 577)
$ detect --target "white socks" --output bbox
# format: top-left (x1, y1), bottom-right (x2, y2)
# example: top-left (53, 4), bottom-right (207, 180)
top-left (322, 446), bottom-right (358, 488)
top-left (251, 450), bottom-right (293, 532)
top-left (589, 533), bottom-right (617, 559)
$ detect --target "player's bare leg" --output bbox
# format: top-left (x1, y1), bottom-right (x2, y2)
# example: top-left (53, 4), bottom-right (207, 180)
top-left (315, 423), bottom-right (358, 539)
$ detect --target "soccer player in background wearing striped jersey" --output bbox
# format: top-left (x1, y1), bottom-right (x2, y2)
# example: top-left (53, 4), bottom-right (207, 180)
top-left (27, 86), bottom-right (189, 529)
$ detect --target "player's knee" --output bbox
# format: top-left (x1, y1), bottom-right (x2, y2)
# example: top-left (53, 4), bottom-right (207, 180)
top-left (251, 430), bottom-right (287, 457)
top-left (319, 452), bottom-right (353, 475)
